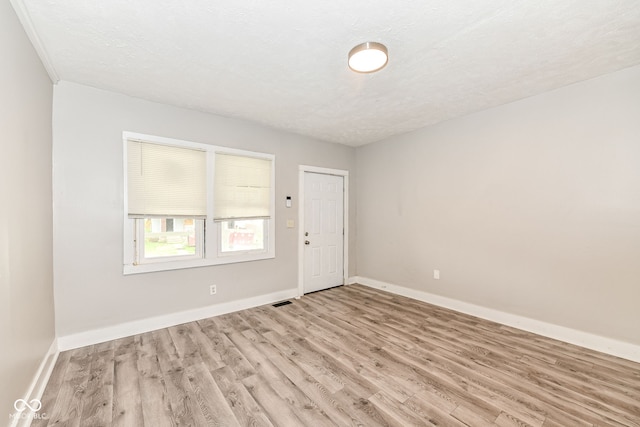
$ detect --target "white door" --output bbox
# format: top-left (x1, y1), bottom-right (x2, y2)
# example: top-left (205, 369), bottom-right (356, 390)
top-left (303, 172), bottom-right (344, 293)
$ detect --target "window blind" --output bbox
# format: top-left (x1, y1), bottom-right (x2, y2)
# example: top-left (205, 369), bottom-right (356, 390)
top-left (127, 141), bottom-right (207, 218)
top-left (214, 153), bottom-right (272, 221)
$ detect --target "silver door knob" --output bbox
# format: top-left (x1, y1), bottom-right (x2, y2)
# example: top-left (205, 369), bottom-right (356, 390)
top-left (305, 240), bottom-right (310, 245)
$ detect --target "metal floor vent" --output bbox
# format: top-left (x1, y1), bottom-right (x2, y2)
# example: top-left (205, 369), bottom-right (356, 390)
top-left (272, 300), bottom-right (292, 308)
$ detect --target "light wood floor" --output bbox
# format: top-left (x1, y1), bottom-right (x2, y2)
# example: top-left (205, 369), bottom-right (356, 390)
top-left (35, 284), bottom-right (640, 426)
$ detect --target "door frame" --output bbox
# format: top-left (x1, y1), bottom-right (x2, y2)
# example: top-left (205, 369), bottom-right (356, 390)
top-left (298, 165), bottom-right (349, 297)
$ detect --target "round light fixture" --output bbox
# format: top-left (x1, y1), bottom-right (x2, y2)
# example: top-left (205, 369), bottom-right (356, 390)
top-left (348, 42), bottom-right (388, 73)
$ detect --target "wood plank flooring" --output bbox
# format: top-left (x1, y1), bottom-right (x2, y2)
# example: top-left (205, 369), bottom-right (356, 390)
top-left (34, 284), bottom-right (640, 426)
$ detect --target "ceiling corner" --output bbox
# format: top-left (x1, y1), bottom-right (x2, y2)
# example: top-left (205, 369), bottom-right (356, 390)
top-left (10, 0), bottom-right (60, 84)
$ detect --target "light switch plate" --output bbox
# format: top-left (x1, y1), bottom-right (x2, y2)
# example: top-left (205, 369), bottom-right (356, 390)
top-left (286, 219), bottom-right (295, 228)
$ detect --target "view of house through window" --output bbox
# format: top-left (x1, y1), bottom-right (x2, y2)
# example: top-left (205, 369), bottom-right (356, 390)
top-left (143, 218), bottom-right (198, 258)
top-left (220, 219), bottom-right (267, 253)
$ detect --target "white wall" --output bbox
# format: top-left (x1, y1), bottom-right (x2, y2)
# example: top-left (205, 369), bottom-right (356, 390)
top-left (0, 1), bottom-right (55, 417)
top-left (357, 65), bottom-right (640, 346)
top-left (52, 82), bottom-right (356, 337)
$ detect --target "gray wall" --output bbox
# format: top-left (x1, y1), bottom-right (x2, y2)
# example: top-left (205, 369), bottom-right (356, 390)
top-left (0, 1), bottom-right (55, 416)
top-left (357, 65), bottom-right (640, 345)
top-left (52, 82), bottom-right (357, 337)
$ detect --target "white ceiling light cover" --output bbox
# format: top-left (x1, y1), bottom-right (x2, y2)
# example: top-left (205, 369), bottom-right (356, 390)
top-left (348, 42), bottom-right (388, 73)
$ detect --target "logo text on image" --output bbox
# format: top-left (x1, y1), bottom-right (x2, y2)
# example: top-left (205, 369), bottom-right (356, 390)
top-left (10, 399), bottom-right (48, 421)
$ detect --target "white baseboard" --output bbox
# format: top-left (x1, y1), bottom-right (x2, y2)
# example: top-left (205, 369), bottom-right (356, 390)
top-left (350, 276), bottom-right (640, 363)
top-left (9, 339), bottom-right (59, 427)
top-left (57, 288), bottom-right (298, 351)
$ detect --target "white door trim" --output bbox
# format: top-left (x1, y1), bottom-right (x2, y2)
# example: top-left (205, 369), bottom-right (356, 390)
top-left (298, 165), bottom-right (349, 297)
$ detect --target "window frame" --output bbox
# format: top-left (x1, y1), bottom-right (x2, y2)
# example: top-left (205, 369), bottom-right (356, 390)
top-left (123, 132), bottom-right (275, 275)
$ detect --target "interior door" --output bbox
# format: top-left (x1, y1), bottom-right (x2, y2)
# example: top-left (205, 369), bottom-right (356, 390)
top-left (303, 172), bottom-right (344, 293)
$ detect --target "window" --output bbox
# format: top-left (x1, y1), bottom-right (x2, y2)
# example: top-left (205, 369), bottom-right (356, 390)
top-left (123, 132), bottom-right (275, 274)
top-left (214, 153), bottom-right (271, 256)
top-left (139, 217), bottom-right (203, 261)
top-left (220, 219), bottom-right (267, 253)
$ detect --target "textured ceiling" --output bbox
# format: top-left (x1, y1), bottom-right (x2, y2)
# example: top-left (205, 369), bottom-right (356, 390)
top-left (18, 0), bottom-right (640, 146)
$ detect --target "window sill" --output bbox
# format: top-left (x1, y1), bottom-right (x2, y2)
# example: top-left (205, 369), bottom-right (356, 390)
top-left (123, 252), bottom-right (275, 275)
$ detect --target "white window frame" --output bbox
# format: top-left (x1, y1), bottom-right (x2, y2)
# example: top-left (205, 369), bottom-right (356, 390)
top-left (123, 132), bottom-right (275, 275)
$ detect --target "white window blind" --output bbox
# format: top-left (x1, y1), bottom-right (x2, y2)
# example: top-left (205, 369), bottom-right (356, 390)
top-left (214, 153), bottom-right (272, 221)
top-left (127, 141), bottom-right (207, 218)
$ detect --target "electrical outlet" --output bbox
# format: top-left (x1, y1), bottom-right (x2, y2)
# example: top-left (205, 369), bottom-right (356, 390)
top-left (433, 269), bottom-right (440, 280)
top-left (209, 285), bottom-right (217, 295)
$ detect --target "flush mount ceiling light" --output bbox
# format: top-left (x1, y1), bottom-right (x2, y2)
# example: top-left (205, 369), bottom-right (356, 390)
top-left (348, 42), bottom-right (388, 73)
